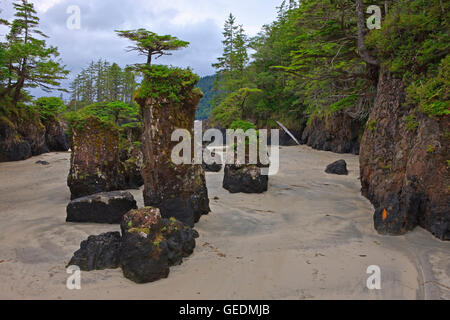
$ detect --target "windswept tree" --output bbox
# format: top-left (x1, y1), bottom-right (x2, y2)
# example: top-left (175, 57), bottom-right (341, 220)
top-left (115, 29), bottom-right (189, 68)
top-left (1, 0), bottom-right (68, 105)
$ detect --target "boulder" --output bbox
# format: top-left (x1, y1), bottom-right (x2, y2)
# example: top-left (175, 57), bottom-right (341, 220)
top-left (202, 152), bottom-right (222, 172)
top-left (119, 207), bottom-right (198, 284)
top-left (67, 117), bottom-right (125, 200)
top-left (67, 232), bottom-right (121, 271)
top-left (325, 160), bottom-right (348, 175)
top-left (223, 164), bottom-right (268, 194)
top-left (66, 191), bottom-right (137, 224)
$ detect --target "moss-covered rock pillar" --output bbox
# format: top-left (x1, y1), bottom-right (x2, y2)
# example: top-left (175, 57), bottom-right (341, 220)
top-left (68, 116), bottom-right (124, 200)
top-left (136, 66), bottom-right (210, 227)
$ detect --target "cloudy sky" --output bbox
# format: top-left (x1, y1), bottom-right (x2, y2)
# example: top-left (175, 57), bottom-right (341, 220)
top-left (1, 0), bottom-right (282, 98)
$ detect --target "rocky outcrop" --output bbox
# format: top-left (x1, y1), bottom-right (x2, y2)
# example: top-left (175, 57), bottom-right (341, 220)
top-left (360, 71), bottom-right (449, 240)
top-left (325, 160), bottom-right (348, 175)
top-left (67, 117), bottom-right (125, 200)
top-left (0, 115), bottom-right (69, 163)
top-left (66, 191), bottom-right (137, 224)
top-left (301, 112), bottom-right (363, 155)
top-left (119, 126), bottom-right (144, 189)
top-left (223, 164), bottom-right (268, 194)
top-left (137, 71), bottom-right (210, 227)
top-left (44, 120), bottom-right (70, 152)
top-left (119, 207), bottom-right (198, 284)
top-left (67, 232), bottom-right (122, 271)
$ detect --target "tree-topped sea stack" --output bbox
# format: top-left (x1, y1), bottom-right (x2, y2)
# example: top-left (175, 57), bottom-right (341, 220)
top-left (135, 66), bottom-right (210, 226)
top-left (116, 29), bottom-right (210, 226)
top-left (67, 116), bottom-right (124, 200)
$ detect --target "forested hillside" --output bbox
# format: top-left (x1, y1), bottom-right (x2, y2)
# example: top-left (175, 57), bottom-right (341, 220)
top-left (195, 75), bottom-right (215, 120)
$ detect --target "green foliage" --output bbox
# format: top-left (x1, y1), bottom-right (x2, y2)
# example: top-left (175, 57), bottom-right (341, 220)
top-left (195, 75), bottom-right (216, 120)
top-left (230, 120), bottom-right (257, 131)
top-left (69, 60), bottom-right (138, 110)
top-left (136, 65), bottom-right (200, 103)
top-left (406, 55), bottom-right (450, 117)
top-left (367, 119), bottom-right (377, 132)
top-left (366, 0), bottom-right (449, 118)
top-left (404, 114), bottom-right (419, 131)
top-left (0, 0), bottom-right (68, 105)
top-left (115, 29), bottom-right (189, 67)
top-left (65, 101), bottom-right (139, 129)
top-left (212, 87), bottom-right (262, 128)
top-left (34, 97), bottom-right (66, 122)
top-left (426, 145), bottom-right (436, 154)
top-left (366, 0), bottom-right (449, 81)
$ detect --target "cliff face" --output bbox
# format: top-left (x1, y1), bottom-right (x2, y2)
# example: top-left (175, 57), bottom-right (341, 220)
top-left (301, 111), bottom-right (363, 155)
top-left (360, 71), bottom-right (449, 240)
top-left (0, 115), bottom-right (69, 162)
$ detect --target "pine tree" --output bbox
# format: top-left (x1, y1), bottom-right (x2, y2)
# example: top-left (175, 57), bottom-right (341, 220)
top-left (1, 0), bottom-right (68, 105)
top-left (115, 29), bottom-right (189, 69)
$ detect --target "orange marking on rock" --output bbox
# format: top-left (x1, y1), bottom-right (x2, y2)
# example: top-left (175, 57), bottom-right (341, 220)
top-left (382, 209), bottom-right (388, 221)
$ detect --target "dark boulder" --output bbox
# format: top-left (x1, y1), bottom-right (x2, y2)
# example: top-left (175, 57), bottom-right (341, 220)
top-left (36, 160), bottom-right (49, 165)
top-left (223, 164), bottom-right (268, 194)
top-left (119, 207), bottom-right (199, 284)
top-left (67, 232), bottom-right (121, 271)
top-left (66, 191), bottom-right (137, 224)
top-left (202, 152), bottom-right (222, 172)
top-left (325, 160), bottom-right (349, 175)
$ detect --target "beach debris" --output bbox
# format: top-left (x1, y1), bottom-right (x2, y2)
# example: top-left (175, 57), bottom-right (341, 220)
top-left (276, 121), bottom-right (300, 145)
top-left (325, 160), bottom-right (349, 175)
top-left (223, 164), bottom-right (268, 194)
top-left (66, 191), bottom-right (137, 224)
top-left (67, 232), bottom-right (122, 271)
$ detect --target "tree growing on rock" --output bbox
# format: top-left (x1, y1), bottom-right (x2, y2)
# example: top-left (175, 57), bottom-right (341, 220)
top-left (117, 30), bottom-right (210, 226)
top-left (115, 29), bottom-right (189, 68)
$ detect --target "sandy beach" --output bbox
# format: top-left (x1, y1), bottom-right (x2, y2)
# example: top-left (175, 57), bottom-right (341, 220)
top-left (0, 146), bottom-right (448, 300)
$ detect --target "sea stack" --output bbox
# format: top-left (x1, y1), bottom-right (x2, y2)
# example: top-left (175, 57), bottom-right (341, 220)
top-left (136, 66), bottom-right (210, 227)
top-left (67, 116), bottom-right (124, 200)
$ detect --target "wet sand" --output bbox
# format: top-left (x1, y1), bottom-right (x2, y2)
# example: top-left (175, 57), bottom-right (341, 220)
top-left (0, 146), bottom-right (448, 299)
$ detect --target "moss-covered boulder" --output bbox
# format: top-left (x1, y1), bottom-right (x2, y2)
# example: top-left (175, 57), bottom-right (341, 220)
top-left (119, 207), bottom-right (199, 284)
top-left (67, 116), bottom-right (125, 200)
top-left (136, 66), bottom-right (210, 227)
